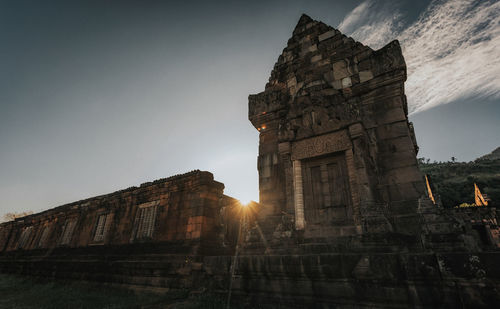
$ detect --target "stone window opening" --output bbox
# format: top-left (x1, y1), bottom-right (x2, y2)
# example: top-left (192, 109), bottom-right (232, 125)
top-left (17, 226), bottom-right (33, 249)
top-left (93, 213), bottom-right (112, 243)
top-left (59, 219), bottom-right (77, 246)
top-left (37, 226), bottom-right (50, 248)
top-left (131, 202), bottom-right (159, 242)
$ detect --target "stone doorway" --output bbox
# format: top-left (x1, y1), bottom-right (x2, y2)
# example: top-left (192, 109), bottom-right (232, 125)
top-left (302, 152), bottom-right (353, 227)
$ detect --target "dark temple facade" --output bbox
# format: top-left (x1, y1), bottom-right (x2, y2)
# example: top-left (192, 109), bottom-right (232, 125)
top-left (1, 15), bottom-right (499, 308)
top-left (247, 14), bottom-right (424, 246)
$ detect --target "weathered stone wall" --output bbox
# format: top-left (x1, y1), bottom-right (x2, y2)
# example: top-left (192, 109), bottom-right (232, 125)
top-left (419, 200), bottom-right (500, 251)
top-left (0, 170), bottom-right (227, 255)
top-left (227, 251), bottom-right (500, 308)
top-left (0, 171), bottom-right (242, 291)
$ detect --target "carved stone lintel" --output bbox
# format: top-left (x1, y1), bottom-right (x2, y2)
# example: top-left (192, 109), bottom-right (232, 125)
top-left (291, 130), bottom-right (351, 160)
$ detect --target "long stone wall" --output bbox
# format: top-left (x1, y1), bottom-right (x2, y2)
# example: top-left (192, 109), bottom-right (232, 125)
top-left (0, 170), bottom-right (243, 292)
top-left (0, 170), bottom-right (230, 255)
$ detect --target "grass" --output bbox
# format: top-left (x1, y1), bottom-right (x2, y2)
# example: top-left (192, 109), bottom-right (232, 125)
top-left (0, 274), bottom-right (226, 309)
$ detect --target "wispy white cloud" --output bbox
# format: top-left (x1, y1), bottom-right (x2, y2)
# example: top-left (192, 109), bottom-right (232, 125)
top-left (338, 0), bottom-right (404, 49)
top-left (338, 0), bottom-right (375, 34)
top-left (338, 0), bottom-right (500, 114)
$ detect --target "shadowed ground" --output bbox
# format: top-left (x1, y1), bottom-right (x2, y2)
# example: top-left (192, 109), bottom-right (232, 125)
top-left (0, 274), bottom-right (226, 309)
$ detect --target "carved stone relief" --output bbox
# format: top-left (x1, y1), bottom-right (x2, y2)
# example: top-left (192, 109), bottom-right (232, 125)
top-left (291, 130), bottom-right (351, 161)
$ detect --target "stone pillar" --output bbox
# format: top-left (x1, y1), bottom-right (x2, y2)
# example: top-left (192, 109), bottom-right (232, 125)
top-left (348, 123), bottom-right (392, 234)
top-left (292, 160), bottom-right (305, 230)
top-left (248, 88), bottom-right (289, 217)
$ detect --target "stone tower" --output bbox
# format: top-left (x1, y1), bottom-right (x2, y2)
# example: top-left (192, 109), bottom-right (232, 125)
top-left (248, 14), bottom-right (425, 247)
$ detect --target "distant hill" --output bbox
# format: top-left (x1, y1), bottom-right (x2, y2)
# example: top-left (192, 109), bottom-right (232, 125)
top-left (477, 147), bottom-right (500, 161)
top-left (418, 149), bottom-right (500, 208)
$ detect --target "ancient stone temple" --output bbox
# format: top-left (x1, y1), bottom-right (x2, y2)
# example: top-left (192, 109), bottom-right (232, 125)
top-left (247, 14), bottom-right (424, 250)
top-left (1, 14), bottom-right (499, 308)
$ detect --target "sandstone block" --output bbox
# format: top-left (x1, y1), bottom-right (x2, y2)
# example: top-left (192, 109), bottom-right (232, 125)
top-left (333, 60), bottom-right (350, 80)
top-left (311, 54), bottom-right (322, 63)
top-left (359, 70), bottom-right (374, 83)
top-left (332, 80), bottom-right (342, 89)
top-left (341, 77), bottom-right (352, 88)
top-left (318, 30), bottom-right (335, 42)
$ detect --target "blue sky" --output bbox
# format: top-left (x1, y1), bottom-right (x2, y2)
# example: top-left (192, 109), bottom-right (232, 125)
top-left (0, 0), bottom-right (499, 215)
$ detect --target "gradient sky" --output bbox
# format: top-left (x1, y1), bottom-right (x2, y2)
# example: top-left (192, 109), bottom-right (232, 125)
top-left (1, 0), bottom-right (499, 216)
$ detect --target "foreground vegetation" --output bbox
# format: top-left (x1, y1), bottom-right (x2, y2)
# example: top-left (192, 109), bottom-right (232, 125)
top-left (0, 274), bottom-right (225, 309)
top-left (418, 158), bottom-right (500, 208)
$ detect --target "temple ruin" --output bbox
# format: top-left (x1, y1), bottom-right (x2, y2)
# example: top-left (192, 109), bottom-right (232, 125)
top-left (247, 13), bottom-right (423, 247)
top-left (1, 14), bottom-right (499, 308)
